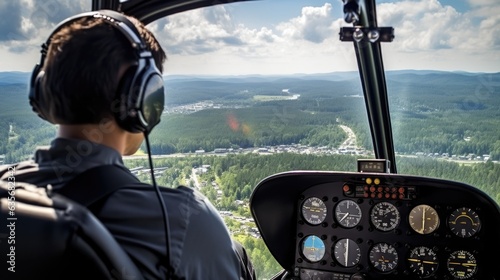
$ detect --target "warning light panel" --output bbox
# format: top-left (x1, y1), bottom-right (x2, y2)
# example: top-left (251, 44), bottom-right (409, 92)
top-left (343, 182), bottom-right (417, 200)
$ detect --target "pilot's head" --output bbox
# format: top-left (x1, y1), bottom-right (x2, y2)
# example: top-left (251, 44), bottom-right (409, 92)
top-left (31, 11), bottom-right (166, 139)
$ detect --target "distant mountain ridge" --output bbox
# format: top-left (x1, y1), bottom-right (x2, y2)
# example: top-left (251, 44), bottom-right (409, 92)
top-left (2, 70), bottom-right (498, 86)
top-left (0, 72), bottom-right (31, 85)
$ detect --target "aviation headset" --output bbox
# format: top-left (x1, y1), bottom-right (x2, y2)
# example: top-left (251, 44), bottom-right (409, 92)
top-left (29, 9), bottom-right (165, 134)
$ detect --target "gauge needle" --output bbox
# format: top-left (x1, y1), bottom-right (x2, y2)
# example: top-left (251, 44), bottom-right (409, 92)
top-left (420, 207), bottom-right (426, 234)
top-left (339, 213), bottom-right (349, 222)
top-left (345, 240), bottom-right (349, 266)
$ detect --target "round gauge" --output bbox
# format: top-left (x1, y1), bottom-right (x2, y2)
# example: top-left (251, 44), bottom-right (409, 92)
top-left (407, 246), bottom-right (439, 277)
top-left (301, 235), bottom-right (326, 263)
top-left (409, 204), bottom-right (440, 234)
top-left (300, 269), bottom-right (331, 280)
top-left (447, 250), bottom-right (477, 279)
top-left (370, 202), bottom-right (401, 231)
top-left (333, 238), bottom-right (361, 267)
top-left (448, 207), bottom-right (481, 238)
top-left (301, 197), bottom-right (327, 225)
top-left (369, 243), bottom-right (399, 272)
top-left (334, 200), bottom-right (362, 228)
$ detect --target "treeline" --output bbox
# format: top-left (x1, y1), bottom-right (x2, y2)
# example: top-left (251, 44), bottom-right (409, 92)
top-left (125, 153), bottom-right (500, 206)
top-left (388, 72), bottom-right (500, 159)
top-left (148, 98), bottom-right (364, 154)
top-left (0, 84), bottom-right (56, 163)
top-left (392, 110), bottom-right (500, 159)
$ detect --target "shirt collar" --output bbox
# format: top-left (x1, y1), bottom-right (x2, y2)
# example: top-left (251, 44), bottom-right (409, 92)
top-left (35, 138), bottom-right (126, 174)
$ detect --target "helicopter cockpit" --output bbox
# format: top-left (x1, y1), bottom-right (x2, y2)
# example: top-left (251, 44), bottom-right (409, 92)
top-left (0, 0), bottom-right (499, 280)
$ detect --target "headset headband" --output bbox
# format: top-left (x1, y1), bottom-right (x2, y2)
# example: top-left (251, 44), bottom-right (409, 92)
top-left (29, 10), bottom-right (164, 134)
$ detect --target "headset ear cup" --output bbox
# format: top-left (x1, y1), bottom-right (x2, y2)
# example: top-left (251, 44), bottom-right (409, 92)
top-left (29, 67), bottom-right (52, 122)
top-left (114, 66), bottom-right (139, 132)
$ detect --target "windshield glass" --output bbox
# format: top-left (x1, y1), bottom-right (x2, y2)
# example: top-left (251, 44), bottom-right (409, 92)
top-left (0, 0), bottom-right (498, 279)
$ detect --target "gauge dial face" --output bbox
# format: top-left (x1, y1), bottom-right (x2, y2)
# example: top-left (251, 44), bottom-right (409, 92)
top-left (333, 238), bottom-right (361, 267)
top-left (447, 250), bottom-right (477, 279)
top-left (409, 204), bottom-right (440, 234)
top-left (408, 246), bottom-right (439, 277)
top-left (299, 269), bottom-right (333, 280)
top-left (448, 207), bottom-right (481, 238)
top-left (301, 197), bottom-right (327, 225)
top-left (334, 200), bottom-right (362, 228)
top-left (369, 243), bottom-right (399, 272)
top-left (370, 202), bottom-right (401, 231)
top-left (301, 235), bottom-right (326, 263)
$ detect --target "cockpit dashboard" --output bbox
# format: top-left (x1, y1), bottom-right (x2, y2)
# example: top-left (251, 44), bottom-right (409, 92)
top-left (250, 171), bottom-right (500, 280)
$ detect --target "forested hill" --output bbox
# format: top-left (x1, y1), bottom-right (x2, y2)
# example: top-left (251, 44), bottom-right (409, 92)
top-left (0, 70), bottom-right (499, 163)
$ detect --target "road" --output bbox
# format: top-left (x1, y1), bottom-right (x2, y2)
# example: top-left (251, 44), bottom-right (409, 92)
top-left (338, 125), bottom-right (358, 151)
top-left (190, 168), bottom-right (201, 190)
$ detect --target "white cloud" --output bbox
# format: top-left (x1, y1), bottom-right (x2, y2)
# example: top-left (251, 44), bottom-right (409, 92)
top-left (379, 0), bottom-right (500, 52)
top-left (0, 0), bottom-right (89, 71)
top-left (377, 0), bottom-right (500, 72)
top-left (276, 3), bottom-right (336, 43)
top-left (154, 3), bottom-right (356, 75)
top-left (1, 0), bottom-right (498, 73)
top-left (152, 6), bottom-right (242, 55)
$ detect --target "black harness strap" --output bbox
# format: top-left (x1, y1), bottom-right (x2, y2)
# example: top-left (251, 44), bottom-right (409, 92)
top-left (58, 165), bottom-right (139, 208)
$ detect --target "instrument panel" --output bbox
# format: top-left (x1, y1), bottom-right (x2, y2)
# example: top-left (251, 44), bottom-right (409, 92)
top-left (250, 171), bottom-right (500, 280)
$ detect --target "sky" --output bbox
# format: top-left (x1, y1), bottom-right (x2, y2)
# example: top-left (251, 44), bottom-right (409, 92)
top-left (0, 0), bottom-right (499, 75)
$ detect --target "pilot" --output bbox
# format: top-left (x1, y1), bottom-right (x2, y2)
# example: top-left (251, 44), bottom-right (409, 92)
top-left (0, 10), bottom-right (255, 280)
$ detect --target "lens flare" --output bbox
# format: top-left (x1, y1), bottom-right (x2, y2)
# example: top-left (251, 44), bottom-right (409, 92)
top-left (242, 123), bottom-right (252, 135)
top-left (227, 113), bottom-right (240, 131)
top-left (227, 113), bottom-right (252, 135)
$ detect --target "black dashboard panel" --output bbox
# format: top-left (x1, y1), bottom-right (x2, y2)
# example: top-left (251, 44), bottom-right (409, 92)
top-left (250, 171), bottom-right (500, 280)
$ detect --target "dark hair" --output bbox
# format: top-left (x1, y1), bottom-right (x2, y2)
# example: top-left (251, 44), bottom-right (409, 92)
top-left (41, 15), bottom-right (166, 124)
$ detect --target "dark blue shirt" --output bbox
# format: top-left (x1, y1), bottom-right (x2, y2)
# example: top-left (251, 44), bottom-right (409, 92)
top-left (0, 138), bottom-right (243, 279)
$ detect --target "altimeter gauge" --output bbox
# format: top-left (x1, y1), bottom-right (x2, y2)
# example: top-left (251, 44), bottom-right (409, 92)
top-left (407, 246), bottom-right (439, 277)
top-left (301, 235), bottom-right (326, 263)
top-left (409, 204), bottom-right (440, 234)
top-left (369, 243), bottom-right (399, 272)
top-left (334, 200), bottom-right (362, 228)
top-left (301, 197), bottom-right (327, 225)
top-left (370, 202), bottom-right (401, 231)
top-left (448, 207), bottom-right (481, 238)
top-left (447, 250), bottom-right (477, 279)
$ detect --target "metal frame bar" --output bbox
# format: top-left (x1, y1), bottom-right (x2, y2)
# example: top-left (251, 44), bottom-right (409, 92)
top-left (347, 0), bottom-right (397, 173)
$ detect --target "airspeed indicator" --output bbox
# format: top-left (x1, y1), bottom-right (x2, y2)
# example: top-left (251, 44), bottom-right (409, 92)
top-left (301, 197), bottom-right (327, 225)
